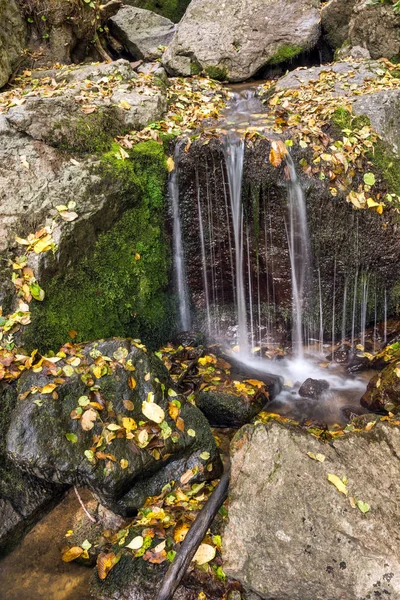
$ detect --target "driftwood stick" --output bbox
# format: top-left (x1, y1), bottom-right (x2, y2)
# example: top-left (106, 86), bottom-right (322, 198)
top-left (176, 347), bottom-right (204, 388)
top-left (156, 460), bottom-right (231, 600)
top-left (74, 486), bottom-right (97, 523)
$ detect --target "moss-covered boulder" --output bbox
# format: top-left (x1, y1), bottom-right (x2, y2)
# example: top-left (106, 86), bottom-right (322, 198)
top-left (7, 339), bottom-right (222, 516)
top-left (361, 361), bottom-right (400, 413)
top-left (162, 0), bottom-right (320, 82)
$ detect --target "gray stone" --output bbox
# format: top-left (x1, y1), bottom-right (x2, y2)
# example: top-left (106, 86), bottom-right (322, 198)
top-left (321, 0), bottom-right (357, 50)
top-left (110, 6), bottom-right (176, 61)
top-left (353, 89), bottom-right (400, 154)
top-left (349, 2), bottom-right (400, 61)
top-left (4, 60), bottom-right (166, 145)
top-left (7, 339), bottom-right (221, 515)
top-left (276, 60), bottom-right (382, 94)
top-left (162, 0), bottom-right (321, 82)
top-left (223, 421), bottom-right (400, 600)
top-left (0, 0), bottom-right (27, 89)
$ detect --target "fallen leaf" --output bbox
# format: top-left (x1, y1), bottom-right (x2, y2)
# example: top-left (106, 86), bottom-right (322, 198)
top-left (126, 536), bottom-right (144, 550)
top-left (62, 546), bottom-right (83, 562)
top-left (142, 400), bottom-right (165, 424)
top-left (81, 408), bottom-right (97, 431)
top-left (97, 552), bottom-right (121, 580)
top-left (356, 500), bottom-right (370, 514)
top-left (192, 543), bottom-right (216, 566)
top-left (327, 473), bottom-right (348, 496)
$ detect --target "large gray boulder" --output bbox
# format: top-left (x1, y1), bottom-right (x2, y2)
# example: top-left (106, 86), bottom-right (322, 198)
top-left (0, 0), bottom-right (27, 89)
top-left (7, 339), bottom-right (221, 515)
top-left (321, 0), bottom-right (358, 50)
top-left (352, 89), bottom-right (400, 155)
top-left (223, 421), bottom-right (400, 600)
top-left (322, 0), bottom-right (400, 60)
top-left (109, 6), bottom-right (176, 60)
top-left (162, 0), bottom-right (321, 82)
top-left (4, 60), bottom-right (166, 147)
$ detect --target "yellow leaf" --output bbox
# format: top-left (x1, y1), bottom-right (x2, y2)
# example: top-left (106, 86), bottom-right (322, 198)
top-left (120, 458), bottom-right (129, 469)
top-left (119, 99), bottom-right (131, 110)
top-left (128, 376), bottom-right (136, 390)
top-left (327, 473), bottom-right (348, 496)
top-left (174, 523), bottom-right (190, 543)
top-left (192, 543), bottom-right (216, 566)
top-left (97, 552), bottom-right (120, 580)
top-left (367, 198), bottom-right (380, 208)
top-left (33, 235), bottom-right (53, 254)
top-left (41, 383), bottom-right (57, 394)
top-left (167, 156), bottom-right (175, 172)
top-left (122, 417), bottom-right (137, 432)
top-left (62, 546), bottom-right (83, 562)
top-left (142, 400), bottom-right (165, 424)
top-left (269, 140), bottom-right (287, 168)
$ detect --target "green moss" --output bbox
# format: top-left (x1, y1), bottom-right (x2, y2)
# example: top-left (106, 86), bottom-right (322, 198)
top-left (25, 141), bottom-right (176, 352)
top-left (52, 109), bottom-right (123, 154)
top-left (136, 0), bottom-right (190, 22)
top-left (190, 62), bottom-right (203, 76)
top-left (332, 106), bottom-right (400, 197)
top-left (205, 65), bottom-right (228, 82)
top-left (267, 45), bottom-right (303, 66)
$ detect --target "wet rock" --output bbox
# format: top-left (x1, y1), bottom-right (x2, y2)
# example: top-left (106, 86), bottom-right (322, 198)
top-left (109, 7), bottom-right (176, 61)
top-left (196, 370), bottom-right (281, 428)
top-left (7, 339), bottom-right (221, 516)
top-left (298, 378), bottom-right (329, 399)
top-left (162, 0), bottom-right (320, 82)
top-left (361, 362), bottom-right (400, 413)
top-left (329, 344), bottom-right (350, 364)
top-left (349, 1), bottom-right (400, 61)
top-left (347, 352), bottom-right (372, 373)
top-left (223, 420), bottom-right (400, 600)
top-left (0, 383), bottom-right (65, 557)
top-left (90, 550), bottom-right (226, 600)
top-left (173, 331), bottom-right (205, 347)
top-left (0, 0), bottom-right (27, 89)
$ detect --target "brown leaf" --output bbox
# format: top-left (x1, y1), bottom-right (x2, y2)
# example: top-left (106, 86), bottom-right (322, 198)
top-left (62, 546), bottom-right (83, 562)
top-left (97, 552), bottom-right (121, 580)
top-left (81, 408), bottom-right (97, 431)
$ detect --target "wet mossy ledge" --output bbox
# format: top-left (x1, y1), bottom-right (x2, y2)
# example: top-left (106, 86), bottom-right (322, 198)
top-left (25, 141), bottom-right (177, 353)
top-left (331, 106), bottom-right (400, 199)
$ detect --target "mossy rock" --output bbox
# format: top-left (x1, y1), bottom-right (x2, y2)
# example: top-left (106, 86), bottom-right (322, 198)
top-left (25, 141), bottom-right (176, 352)
top-left (267, 44), bottom-right (303, 65)
top-left (361, 361), bottom-right (400, 413)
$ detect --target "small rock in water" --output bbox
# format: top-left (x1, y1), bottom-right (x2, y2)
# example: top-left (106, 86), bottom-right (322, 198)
top-left (347, 352), bottom-right (371, 373)
top-left (298, 378), bottom-right (330, 400)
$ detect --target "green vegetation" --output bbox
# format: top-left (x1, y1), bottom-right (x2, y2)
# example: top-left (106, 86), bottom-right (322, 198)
top-left (267, 45), bottom-right (303, 66)
top-left (25, 141), bottom-right (176, 352)
top-left (54, 109), bottom-right (123, 154)
top-left (332, 106), bottom-right (400, 197)
top-left (132, 0), bottom-right (191, 22)
top-left (205, 65), bottom-right (228, 82)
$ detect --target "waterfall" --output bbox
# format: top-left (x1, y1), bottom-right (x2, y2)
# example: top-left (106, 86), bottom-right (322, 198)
top-left (222, 134), bottom-right (248, 352)
top-left (170, 143), bottom-right (191, 331)
top-left (285, 152), bottom-right (311, 358)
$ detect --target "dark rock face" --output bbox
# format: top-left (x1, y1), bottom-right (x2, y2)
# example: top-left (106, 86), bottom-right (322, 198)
top-left (6, 339), bottom-right (221, 516)
top-left (162, 0), bottom-right (320, 82)
top-left (347, 352), bottom-right (372, 374)
top-left (173, 331), bottom-right (205, 347)
top-left (321, 0), bottom-right (358, 50)
top-left (110, 7), bottom-right (176, 61)
top-left (0, 383), bottom-right (65, 557)
top-left (223, 421), bottom-right (400, 600)
top-left (361, 362), bottom-right (400, 413)
top-left (298, 378), bottom-right (329, 399)
top-left (174, 137), bottom-right (400, 346)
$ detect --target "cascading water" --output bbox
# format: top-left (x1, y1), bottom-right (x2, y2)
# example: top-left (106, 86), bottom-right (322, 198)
top-left (222, 134), bottom-right (248, 353)
top-left (169, 83), bottom-right (393, 424)
top-left (285, 153), bottom-right (312, 358)
top-left (170, 142), bottom-right (191, 331)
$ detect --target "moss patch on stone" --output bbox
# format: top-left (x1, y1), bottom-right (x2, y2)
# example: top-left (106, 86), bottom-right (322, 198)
top-left (205, 65), bottom-right (228, 82)
top-left (53, 109), bottom-right (124, 154)
top-left (331, 106), bottom-right (400, 197)
top-left (267, 45), bottom-right (303, 66)
top-left (134, 0), bottom-right (190, 22)
top-left (25, 141), bottom-right (176, 352)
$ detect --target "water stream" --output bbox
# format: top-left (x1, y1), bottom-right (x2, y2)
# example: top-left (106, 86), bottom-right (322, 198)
top-left (170, 85), bottom-right (389, 424)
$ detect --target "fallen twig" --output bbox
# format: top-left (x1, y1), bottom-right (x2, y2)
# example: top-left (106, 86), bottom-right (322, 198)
top-left (74, 486), bottom-right (97, 524)
top-left (176, 346), bottom-right (204, 388)
top-left (156, 459), bottom-right (230, 600)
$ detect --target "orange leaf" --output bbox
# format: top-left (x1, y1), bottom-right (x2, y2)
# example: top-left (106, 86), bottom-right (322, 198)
top-left (62, 546), bottom-right (83, 562)
top-left (97, 552), bottom-right (121, 580)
